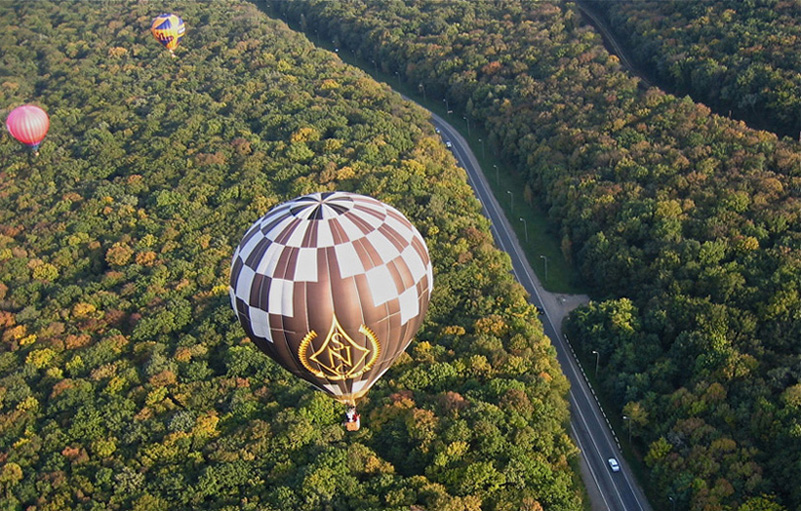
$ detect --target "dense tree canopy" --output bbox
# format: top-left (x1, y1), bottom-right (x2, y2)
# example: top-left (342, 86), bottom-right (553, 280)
top-left (270, 1), bottom-right (801, 510)
top-left (0, 1), bottom-right (581, 510)
top-left (585, 0), bottom-right (801, 139)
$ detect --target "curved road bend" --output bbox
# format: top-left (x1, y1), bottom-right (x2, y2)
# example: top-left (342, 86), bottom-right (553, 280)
top-left (429, 113), bottom-right (652, 511)
top-left (574, 2), bottom-right (652, 90)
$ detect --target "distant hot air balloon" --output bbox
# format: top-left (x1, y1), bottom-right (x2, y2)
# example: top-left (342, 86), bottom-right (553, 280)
top-left (6, 105), bottom-right (49, 156)
top-left (150, 13), bottom-right (185, 56)
top-left (229, 192), bottom-right (433, 427)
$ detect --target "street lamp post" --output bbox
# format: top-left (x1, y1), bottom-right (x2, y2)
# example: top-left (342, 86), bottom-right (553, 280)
top-left (443, 98), bottom-right (449, 111)
top-left (371, 59), bottom-right (377, 73)
top-left (506, 190), bottom-right (513, 213)
top-left (494, 164), bottom-right (498, 185)
top-left (463, 116), bottom-right (471, 136)
top-left (669, 497), bottom-right (675, 511)
top-left (394, 71), bottom-right (400, 86)
top-left (479, 138), bottom-right (484, 158)
top-left (418, 82), bottom-right (426, 101)
top-left (519, 218), bottom-right (528, 243)
top-left (623, 415), bottom-right (632, 443)
top-left (592, 350), bottom-right (599, 376)
top-left (540, 255), bottom-right (548, 282)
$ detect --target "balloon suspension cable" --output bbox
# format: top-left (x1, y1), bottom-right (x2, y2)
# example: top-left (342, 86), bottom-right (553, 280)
top-left (336, 396), bottom-right (357, 407)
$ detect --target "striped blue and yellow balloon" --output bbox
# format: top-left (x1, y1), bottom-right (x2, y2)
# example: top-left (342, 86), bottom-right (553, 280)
top-left (151, 13), bottom-right (185, 54)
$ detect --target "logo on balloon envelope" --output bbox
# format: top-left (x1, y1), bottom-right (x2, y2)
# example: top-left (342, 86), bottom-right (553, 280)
top-left (230, 191), bottom-right (432, 403)
top-left (298, 314), bottom-right (381, 381)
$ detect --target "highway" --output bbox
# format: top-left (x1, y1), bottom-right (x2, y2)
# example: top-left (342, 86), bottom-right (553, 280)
top-left (429, 112), bottom-right (653, 511)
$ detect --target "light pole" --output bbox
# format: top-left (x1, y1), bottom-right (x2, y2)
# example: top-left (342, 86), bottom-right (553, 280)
top-left (463, 116), bottom-right (471, 136)
top-left (506, 190), bottom-right (513, 213)
top-left (394, 71), bottom-right (400, 86)
top-left (494, 164), bottom-right (498, 185)
top-left (669, 497), bottom-right (675, 511)
top-left (418, 82), bottom-right (426, 101)
top-left (443, 98), bottom-right (449, 111)
top-left (623, 415), bottom-right (632, 443)
top-left (592, 350), bottom-right (599, 376)
top-left (519, 218), bottom-right (528, 243)
top-left (479, 138), bottom-right (484, 158)
top-left (540, 255), bottom-right (548, 282)
top-left (371, 59), bottom-right (377, 73)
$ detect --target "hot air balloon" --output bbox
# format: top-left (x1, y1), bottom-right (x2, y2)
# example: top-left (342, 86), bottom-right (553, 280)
top-left (150, 13), bottom-right (185, 56)
top-left (6, 105), bottom-right (50, 156)
top-left (229, 192), bottom-right (433, 429)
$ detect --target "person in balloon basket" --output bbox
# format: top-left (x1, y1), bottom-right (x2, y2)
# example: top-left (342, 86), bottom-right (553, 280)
top-left (344, 406), bottom-right (360, 431)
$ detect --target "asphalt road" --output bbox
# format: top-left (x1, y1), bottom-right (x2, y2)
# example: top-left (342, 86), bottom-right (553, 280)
top-left (429, 112), bottom-right (653, 511)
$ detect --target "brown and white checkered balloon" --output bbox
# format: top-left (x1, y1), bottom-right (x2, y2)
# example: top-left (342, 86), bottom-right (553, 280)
top-left (230, 191), bottom-right (433, 404)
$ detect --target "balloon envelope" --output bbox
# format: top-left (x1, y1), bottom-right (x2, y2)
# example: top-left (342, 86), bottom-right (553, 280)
top-left (230, 191), bottom-right (433, 404)
top-left (6, 105), bottom-right (49, 149)
top-left (151, 13), bottom-right (185, 52)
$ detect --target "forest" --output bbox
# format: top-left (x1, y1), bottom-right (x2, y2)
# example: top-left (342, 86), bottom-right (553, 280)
top-left (268, 1), bottom-right (801, 511)
top-left (584, 0), bottom-right (801, 139)
top-left (0, 1), bottom-right (583, 510)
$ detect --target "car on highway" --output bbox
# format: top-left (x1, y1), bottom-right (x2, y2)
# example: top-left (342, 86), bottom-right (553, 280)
top-left (607, 458), bottom-right (620, 472)
top-left (445, 140), bottom-right (452, 148)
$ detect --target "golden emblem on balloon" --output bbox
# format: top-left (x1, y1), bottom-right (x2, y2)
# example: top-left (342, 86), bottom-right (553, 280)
top-left (298, 314), bottom-right (381, 380)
